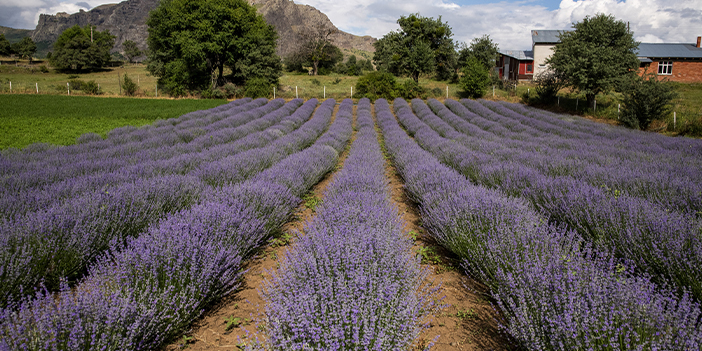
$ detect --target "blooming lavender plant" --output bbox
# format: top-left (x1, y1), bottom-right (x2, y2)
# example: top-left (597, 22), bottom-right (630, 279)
top-left (262, 98), bottom-right (436, 351)
top-left (0, 100), bottom-right (354, 351)
top-left (374, 98), bottom-right (702, 350)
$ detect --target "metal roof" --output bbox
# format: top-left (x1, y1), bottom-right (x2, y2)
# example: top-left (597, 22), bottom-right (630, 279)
top-left (499, 50), bottom-right (533, 60)
top-left (636, 43), bottom-right (702, 59)
top-left (532, 30), bottom-right (569, 44)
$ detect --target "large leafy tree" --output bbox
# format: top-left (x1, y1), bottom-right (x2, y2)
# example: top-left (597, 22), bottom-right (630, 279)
top-left (547, 13), bottom-right (639, 109)
top-left (50, 25), bottom-right (115, 71)
top-left (458, 34), bottom-right (498, 71)
top-left (373, 13), bottom-right (456, 82)
top-left (11, 37), bottom-right (37, 63)
top-left (0, 34), bottom-right (13, 57)
top-left (122, 40), bottom-right (142, 63)
top-left (146, 0), bottom-right (282, 96)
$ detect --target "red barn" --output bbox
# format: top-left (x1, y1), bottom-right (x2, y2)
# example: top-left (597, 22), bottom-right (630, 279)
top-left (497, 50), bottom-right (534, 81)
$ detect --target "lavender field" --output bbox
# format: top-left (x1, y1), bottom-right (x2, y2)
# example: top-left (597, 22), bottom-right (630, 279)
top-left (1, 97), bottom-right (701, 350)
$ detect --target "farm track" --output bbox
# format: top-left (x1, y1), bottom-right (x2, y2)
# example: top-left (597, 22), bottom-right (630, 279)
top-left (375, 107), bottom-right (511, 351)
top-left (167, 103), bottom-right (354, 350)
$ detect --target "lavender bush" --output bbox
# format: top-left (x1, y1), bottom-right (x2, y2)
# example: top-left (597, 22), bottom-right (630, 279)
top-left (375, 98), bottom-right (702, 350)
top-left (262, 98), bottom-right (436, 350)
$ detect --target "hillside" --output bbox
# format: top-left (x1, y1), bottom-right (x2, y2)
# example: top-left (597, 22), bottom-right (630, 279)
top-left (27, 0), bottom-right (375, 59)
top-left (0, 26), bottom-right (31, 43)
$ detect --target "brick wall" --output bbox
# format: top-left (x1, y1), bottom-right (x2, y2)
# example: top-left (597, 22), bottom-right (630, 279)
top-left (639, 60), bottom-right (702, 83)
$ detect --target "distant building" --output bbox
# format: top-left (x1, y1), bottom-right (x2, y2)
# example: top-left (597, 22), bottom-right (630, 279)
top-left (531, 29), bottom-right (569, 78)
top-left (637, 38), bottom-right (702, 82)
top-left (525, 30), bottom-right (702, 83)
top-left (497, 50), bottom-right (533, 81)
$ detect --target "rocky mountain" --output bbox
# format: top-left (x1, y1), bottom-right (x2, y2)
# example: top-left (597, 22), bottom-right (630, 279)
top-left (29, 0), bottom-right (376, 59)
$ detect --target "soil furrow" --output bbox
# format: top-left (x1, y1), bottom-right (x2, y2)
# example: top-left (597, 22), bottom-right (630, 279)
top-left (166, 102), bottom-right (355, 350)
top-left (374, 103), bottom-right (513, 351)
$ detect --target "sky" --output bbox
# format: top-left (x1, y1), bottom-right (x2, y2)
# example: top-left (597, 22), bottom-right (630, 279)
top-left (1, 0), bottom-right (701, 50)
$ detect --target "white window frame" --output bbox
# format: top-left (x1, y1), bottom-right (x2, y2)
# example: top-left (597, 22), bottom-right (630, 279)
top-left (658, 61), bottom-right (673, 75)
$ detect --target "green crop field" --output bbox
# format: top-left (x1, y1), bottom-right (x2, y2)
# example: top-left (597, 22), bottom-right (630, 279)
top-left (0, 95), bottom-right (226, 149)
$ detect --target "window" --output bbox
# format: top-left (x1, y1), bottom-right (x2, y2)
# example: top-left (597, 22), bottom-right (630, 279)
top-left (658, 61), bottom-right (673, 75)
top-left (527, 64), bottom-right (533, 73)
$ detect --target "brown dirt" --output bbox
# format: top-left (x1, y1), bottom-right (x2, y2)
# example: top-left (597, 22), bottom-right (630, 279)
top-left (375, 104), bottom-right (514, 351)
top-left (165, 103), bottom-right (354, 351)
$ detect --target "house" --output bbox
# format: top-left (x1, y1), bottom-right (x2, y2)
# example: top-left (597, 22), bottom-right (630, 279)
top-left (637, 38), bottom-right (702, 82)
top-left (531, 29), bottom-right (569, 78)
top-left (529, 29), bottom-right (702, 83)
top-left (497, 50), bottom-right (533, 81)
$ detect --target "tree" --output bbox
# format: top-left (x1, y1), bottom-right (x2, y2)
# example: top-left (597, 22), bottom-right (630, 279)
top-left (50, 25), bottom-right (115, 71)
top-left (0, 34), bottom-right (13, 57)
top-left (459, 57), bottom-right (491, 98)
top-left (11, 37), bottom-right (37, 63)
top-left (147, 0), bottom-right (281, 96)
top-left (458, 34), bottom-right (498, 71)
top-left (620, 73), bottom-right (677, 130)
top-left (373, 13), bottom-right (456, 82)
top-left (285, 41), bottom-right (342, 75)
top-left (546, 13), bottom-right (639, 109)
top-left (123, 40), bottom-right (142, 63)
top-left (297, 23), bottom-right (339, 76)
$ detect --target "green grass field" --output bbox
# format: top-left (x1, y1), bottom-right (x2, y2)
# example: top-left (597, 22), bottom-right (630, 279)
top-left (0, 95), bottom-right (226, 149)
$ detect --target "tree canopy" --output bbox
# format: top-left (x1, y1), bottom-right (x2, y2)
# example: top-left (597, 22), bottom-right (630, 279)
top-left (123, 40), bottom-right (142, 63)
top-left (49, 25), bottom-right (115, 71)
top-left (373, 13), bottom-right (456, 82)
top-left (146, 0), bottom-right (282, 96)
top-left (546, 13), bottom-right (639, 108)
top-left (0, 34), bottom-right (13, 57)
top-left (458, 34), bottom-right (498, 71)
top-left (11, 37), bottom-right (37, 62)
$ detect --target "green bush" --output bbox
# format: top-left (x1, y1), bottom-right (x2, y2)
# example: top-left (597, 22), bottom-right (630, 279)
top-left (620, 73), bottom-right (677, 130)
top-left (122, 73), bottom-right (138, 96)
top-left (397, 79), bottom-right (427, 100)
top-left (222, 83), bottom-right (242, 99)
top-left (244, 77), bottom-right (271, 98)
top-left (201, 88), bottom-right (226, 99)
top-left (68, 79), bottom-right (85, 90)
top-left (39, 65), bottom-right (49, 73)
top-left (459, 57), bottom-right (490, 98)
top-left (533, 71), bottom-right (563, 104)
top-left (355, 71), bottom-right (398, 100)
top-left (82, 80), bottom-right (100, 95)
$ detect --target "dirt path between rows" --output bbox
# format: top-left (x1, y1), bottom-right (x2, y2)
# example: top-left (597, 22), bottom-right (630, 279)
top-left (165, 103), bottom-right (355, 351)
top-left (375, 104), bottom-right (513, 351)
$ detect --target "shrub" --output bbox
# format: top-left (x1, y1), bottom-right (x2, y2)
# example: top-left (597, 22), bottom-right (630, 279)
top-left (620, 73), bottom-right (677, 130)
top-left (82, 80), bottom-right (100, 95)
top-left (201, 88), bottom-right (226, 99)
top-left (68, 79), bottom-right (85, 90)
top-left (397, 79), bottom-right (427, 100)
top-left (459, 57), bottom-right (490, 98)
top-left (39, 65), bottom-right (49, 73)
top-left (222, 83), bottom-right (241, 99)
top-left (532, 71), bottom-right (563, 104)
top-left (122, 73), bottom-right (138, 96)
top-left (355, 71), bottom-right (398, 100)
top-left (431, 87), bottom-right (443, 98)
top-left (244, 77), bottom-right (271, 98)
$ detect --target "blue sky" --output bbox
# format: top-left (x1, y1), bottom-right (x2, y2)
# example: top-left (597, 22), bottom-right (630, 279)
top-left (2, 0), bottom-right (701, 51)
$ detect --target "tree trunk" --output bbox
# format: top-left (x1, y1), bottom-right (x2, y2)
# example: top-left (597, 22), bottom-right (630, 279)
top-left (217, 63), bottom-right (224, 87)
top-left (312, 60), bottom-right (319, 76)
top-left (412, 71), bottom-right (419, 83)
top-left (587, 93), bottom-right (596, 110)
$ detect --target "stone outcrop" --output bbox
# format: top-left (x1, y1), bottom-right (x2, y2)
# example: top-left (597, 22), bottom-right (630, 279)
top-left (29, 0), bottom-right (375, 58)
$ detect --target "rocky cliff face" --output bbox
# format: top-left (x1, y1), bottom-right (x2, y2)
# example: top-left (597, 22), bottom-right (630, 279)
top-left (30, 0), bottom-right (375, 58)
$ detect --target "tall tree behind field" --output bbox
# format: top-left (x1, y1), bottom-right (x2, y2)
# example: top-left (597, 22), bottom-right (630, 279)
top-left (373, 13), bottom-right (456, 82)
top-left (458, 34), bottom-right (498, 71)
top-left (123, 40), bottom-right (142, 63)
top-left (146, 0), bottom-right (281, 97)
top-left (49, 25), bottom-right (115, 71)
top-left (11, 37), bottom-right (37, 63)
top-left (547, 13), bottom-right (639, 109)
top-left (0, 34), bottom-right (12, 57)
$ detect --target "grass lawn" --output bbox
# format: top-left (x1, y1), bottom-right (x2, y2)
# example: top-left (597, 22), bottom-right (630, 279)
top-left (0, 95), bottom-right (226, 149)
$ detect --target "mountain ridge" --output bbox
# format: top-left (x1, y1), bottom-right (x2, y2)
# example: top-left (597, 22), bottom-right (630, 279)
top-left (25, 0), bottom-right (375, 59)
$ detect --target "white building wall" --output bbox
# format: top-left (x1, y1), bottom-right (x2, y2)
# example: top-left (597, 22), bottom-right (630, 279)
top-left (533, 43), bottom-right (556, 79)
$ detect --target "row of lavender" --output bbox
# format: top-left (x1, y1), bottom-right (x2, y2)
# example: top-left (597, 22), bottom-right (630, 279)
top-left (0, 98), bottom-right (327, 305)
top-left (0, 99), bottom-right (354, 351)
top-left (1, 98), bottom-right (292, 218)
top-left (407, 98), bottom-right (702, 301)
top-left (261, 98), bottom-right (435, 350)
top-left (375, 99), bottom-right (702, 349)
top-left (452, 99), bottom-right (702, 214)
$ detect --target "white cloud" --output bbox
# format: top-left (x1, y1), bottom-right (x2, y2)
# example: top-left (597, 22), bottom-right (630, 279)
top-left (295, 0), bottom-right (702, 50)
top-left (1, 0), bottom-right (699, 51)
